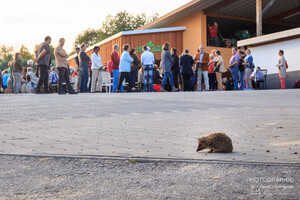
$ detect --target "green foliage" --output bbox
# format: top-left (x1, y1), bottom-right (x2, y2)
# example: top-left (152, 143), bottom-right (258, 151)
top-left (0, 45), bottom-right (14, 62)
top-left (74, 28), bottom-right (101, 49)
top-left (72, 11), bottom-right (159, 54)
top-left (19, 45), bottom-right (33, 60)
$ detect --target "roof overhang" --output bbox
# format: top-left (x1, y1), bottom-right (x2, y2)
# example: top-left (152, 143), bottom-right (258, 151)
top-left (238, 27), bottom-right (300, 47)
top-left (138, 0), bottom-right (300, 30)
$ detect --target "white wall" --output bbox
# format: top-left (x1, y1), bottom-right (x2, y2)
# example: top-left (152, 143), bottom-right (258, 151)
top-left (250, 38), bottom-right (300, 74)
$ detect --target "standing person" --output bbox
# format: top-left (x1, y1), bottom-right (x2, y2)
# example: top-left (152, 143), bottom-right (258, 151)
top-left (243, 49), bottom-right (254, 90)
top-left (215, 50), bottom-right (225, 90)
top-left (35, 36), bottom-right (52, 94)
top-left (194, 45), bottom-right (209, 91)
top-left (238, 51), bottom-right (245, 90)
top-left (141, 45), bottom-right (155, 92)
top-left (79, 44), bottom-right (90, 93)
top-left (111, 44), bottom-right (121, 92)
top-left (91, 46), bottom-right (103, 93)
top-left (130, 48), bottom-right (139, 87)
top-left (117, 44), bottom-right (135, 92)
top-left (160, 42), bottom-right (175, 92)
top-left (276, 50), bottom-right (286, 89)
top-left (228, 47), bottom-right (240, 90)
top-left (171, 48), bottom-right (180, 91)
top-left (54, 38), bottom-right (77, 95)
top-left (12, 53), bottom-right (23, 94)
top-left (180, 49), bottom-right (194, 91)
top-left (208, 54), bottom-right (216, 91)
top-left (75, 47), bottom-right (81, 92)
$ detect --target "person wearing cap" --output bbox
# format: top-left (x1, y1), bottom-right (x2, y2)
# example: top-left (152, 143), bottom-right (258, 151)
top-left (180, 49), bottom-right (194, 91)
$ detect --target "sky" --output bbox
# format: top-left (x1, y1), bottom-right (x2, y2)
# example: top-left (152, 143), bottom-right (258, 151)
top-left (0, 0), bottom-right (191, 54)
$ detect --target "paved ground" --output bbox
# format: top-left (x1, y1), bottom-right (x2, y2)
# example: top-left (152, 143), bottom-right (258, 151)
top-left (0, 90), bottom-right (299, 163)
top-left (0, 155), bottom-right (299, 200)
top-left (1, 90), bottom-right (300, 199)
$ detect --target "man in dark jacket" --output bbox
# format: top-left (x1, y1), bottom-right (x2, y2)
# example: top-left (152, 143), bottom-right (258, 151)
top-left (171, 48), bottom-right (180, 90)
top-left (180, 49), bottom-right (194, 91)
top-left (78, 44), bottom-right (90, 93)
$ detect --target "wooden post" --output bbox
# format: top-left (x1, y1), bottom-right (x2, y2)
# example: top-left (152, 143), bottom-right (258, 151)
top-left (256, 0), bottom-right (262, 36)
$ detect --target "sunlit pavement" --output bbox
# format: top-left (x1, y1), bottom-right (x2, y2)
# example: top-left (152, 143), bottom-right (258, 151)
top-left (0, 89), bottom-right (299, 164)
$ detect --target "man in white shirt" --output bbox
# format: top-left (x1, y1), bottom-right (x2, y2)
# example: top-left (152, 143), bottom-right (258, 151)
top-left (91, 46), bottom-right (103, 93)
top-left (141, 46), bottom-right (155, 92)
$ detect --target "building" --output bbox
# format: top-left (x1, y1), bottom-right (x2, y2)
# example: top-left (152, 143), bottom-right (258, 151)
top-left (238, 28), bottom-right (300, 89)
top-left (68, 0), bottom-right (300, 88)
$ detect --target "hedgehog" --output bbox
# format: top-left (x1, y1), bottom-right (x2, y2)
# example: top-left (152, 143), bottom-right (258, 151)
top-left (196, 132), bottom-right (233, 153)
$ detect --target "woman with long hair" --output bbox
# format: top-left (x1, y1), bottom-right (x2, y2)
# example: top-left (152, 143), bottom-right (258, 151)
top-left (12, 52), bottom-right (23, 93)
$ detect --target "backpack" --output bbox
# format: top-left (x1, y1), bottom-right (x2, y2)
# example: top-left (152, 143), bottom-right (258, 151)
top-left (285, 60), bottom-right (288, 69)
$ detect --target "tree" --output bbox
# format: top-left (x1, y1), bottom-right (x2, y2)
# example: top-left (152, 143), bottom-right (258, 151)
top-left (72, 11), bottom-right (159, 52)
top-left (0, 45), bottom-right (14, 61)
top-left (19, 45), bottom-right (33, 60)
top-left (74, 28), bottom-right (101, 49)
top-left (101, 11), bottom-right (159, 36)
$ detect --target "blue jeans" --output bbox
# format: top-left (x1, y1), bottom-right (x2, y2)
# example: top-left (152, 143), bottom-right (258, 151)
top-left (231, 66), bottom-right (239, 90)
top-left (80, 67), bottom-right (89, 93)
top-left (144, 65), bottom-right (154, 92)
top-left (161, 72), bottom-right (174, 88)
top-left (112, 69), bottom-right (122, 92)
top-left (239, 70), bottom-right (245, 90)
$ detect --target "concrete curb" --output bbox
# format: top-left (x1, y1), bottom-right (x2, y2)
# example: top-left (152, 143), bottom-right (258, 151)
top-left (1, 153), bottom-right (299, 167)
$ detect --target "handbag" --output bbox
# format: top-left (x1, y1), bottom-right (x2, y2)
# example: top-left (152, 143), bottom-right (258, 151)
top-left (213, 62), bottom-right (220, 72)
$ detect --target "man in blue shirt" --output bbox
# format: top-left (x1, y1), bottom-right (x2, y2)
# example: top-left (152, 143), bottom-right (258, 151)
top-left (229, 47), bottom-right (240, 90)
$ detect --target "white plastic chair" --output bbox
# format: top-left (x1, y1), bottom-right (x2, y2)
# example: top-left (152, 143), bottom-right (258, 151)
top-left (102, 72), bottom-right (113, 93)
